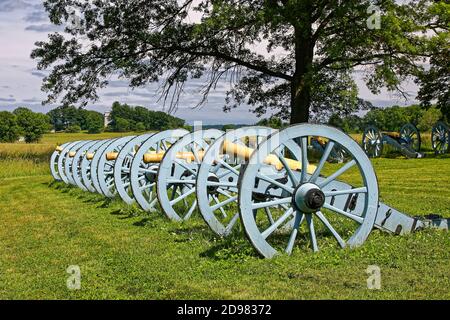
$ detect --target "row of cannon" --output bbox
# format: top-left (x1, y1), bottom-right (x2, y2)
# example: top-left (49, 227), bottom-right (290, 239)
top-left (51, 124), bottom-right (448, 258)
top-left (362, 122), bottom-right (450, 158)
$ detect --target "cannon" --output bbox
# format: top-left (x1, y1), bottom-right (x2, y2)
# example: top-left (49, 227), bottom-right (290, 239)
top-left (362, 123), bottom-right (423, 158)
top-left (81, 139), bottom-right (114, 192)
top-left (130, 129), bottom-right (189, 212)
top-left (114, 133), bottom-right (155, 204)
top-left (97, 136), bottom-right (136, 197)
top-left (50, 124), bottom-right (449, 258)
top-left (431, 121), bottom-right (449, 155)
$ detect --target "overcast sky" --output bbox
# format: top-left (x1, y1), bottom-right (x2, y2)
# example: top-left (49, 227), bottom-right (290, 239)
top-left (0, 0), bottom-right (420, 124)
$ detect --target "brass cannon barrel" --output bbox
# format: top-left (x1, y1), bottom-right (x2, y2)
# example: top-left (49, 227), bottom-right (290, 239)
top-left (55, 145), bottom-right (64, 152)
top-left (143, 140), bottom-right (316, 174)
top-left (106, 152), bottom-right (119, 161)
top-left (143, 151), bottom-right (205, 163)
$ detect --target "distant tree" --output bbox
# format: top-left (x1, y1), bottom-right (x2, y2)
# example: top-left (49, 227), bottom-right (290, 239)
top-left (222, 124), bottom-right (237, 131)
top-left (47, 105), bottom-right (82, 131)
top-left (0, 111), bottom-right (21, 142)
top-left (108, 102), bottom-right (184, 131)
top-left (84, 111), bottom-right (104, 134)
top-left (256, 117), bottom-right (286, 129)
top-left (135, 122), bottom-right (146, 132)
top-left (417, 107), bottom-right (442, 132)
top-left (416, 1), bottom-right (449, 121)
top-left (13, 108), bottom-right (50, 143)
top-left (65, 124), bottom-right (81, 133)
top-left (114, 117), bottom-right (131, 132)
top-left (328, 114), bottom-right (363, 133)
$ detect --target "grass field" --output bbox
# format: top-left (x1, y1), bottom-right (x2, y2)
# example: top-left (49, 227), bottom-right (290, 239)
top-left (0, 131), bottom-right (449, 299)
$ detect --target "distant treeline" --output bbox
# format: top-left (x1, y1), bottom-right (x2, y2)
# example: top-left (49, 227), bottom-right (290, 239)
top-left (0, 102), bottom-right (444, 143)
top-left (48, 101), bottom-right (186, 133)
top-left (328, 105), bottom-right (443, 133)
top-left (0, 107), bottom-right (51, 143)
top-left (108, 102), bottom-right (185, 132)
top-left (238, 105), bottom-right (443, 133)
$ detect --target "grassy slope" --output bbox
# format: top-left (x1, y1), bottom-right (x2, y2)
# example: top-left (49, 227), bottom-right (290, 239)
top-left (0, 133), bottom-right (449, 299)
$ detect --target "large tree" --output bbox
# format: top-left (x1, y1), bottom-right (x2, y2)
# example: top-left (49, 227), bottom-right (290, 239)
top-left (32, 0), bottom-right (441, 123)
top-left (415, 1), bottom-right (449, 121)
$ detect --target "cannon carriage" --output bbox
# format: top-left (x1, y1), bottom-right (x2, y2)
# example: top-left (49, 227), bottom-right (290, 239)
top-left (362, 123), bottom-right (423, 158)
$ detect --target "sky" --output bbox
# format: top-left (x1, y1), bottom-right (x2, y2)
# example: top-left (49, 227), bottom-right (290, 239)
top-left (0, 0), bottom-right (421, 125)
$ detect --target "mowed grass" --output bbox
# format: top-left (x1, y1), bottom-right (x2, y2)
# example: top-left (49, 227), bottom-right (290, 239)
top-left (0, 133), bottom-right (449, 300)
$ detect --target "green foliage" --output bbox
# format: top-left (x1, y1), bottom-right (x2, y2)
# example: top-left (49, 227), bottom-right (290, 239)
top-left (135, 122), bottom-right (146, 132)
top-left (221, 124), bottom-right (237, 131)
top-left (65, 124), bottom-right (81, 133)
top-left (255, 117), bottom-right (287, 129)
top-left (328, 114), bottom-right (364, 133)
top-left (47, 106), bottom-right (104, 132)
top-left (84, 111), bottom-right (104, 134)
top-left (0, 111), bottom-right (21, 142)
top-left (114, 117), bottom-right (131, 132)
top-left (417, 107), bottom-right (443, 132)
top-left (13, 108), bottom-right (51, 143)
top-left (109, 102), bottom-right (184, 132)
top-left (416, 1), bottom-right (449, 120)
top-left (32, 1), bottom-right (444, 123)
top-left (328, 105), bottom-right (444, 133)
top-left (363, 105), bottom-right (424, 132)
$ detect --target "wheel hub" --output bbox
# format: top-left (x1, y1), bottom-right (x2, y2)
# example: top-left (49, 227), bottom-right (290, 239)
top-left (207, 174), bottom-right (220, 194)
top-left (293, 183), bottom-right (325, 213)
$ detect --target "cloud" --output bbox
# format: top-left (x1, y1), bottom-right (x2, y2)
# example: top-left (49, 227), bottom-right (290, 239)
top-left (22, 97), bottom-right (41, 103)
top-left (106, 80), bottom-right (131, 88)
top-left (0, 0), bottom-right (29, 12)
top-left (24, 9), bottom-right (48, 23)
top-left (25, 24), bottom-right (63, 32)
top-left (0, 97), bottom-right (16, 102)
top-left (31, 70), bottom-right (47, 78)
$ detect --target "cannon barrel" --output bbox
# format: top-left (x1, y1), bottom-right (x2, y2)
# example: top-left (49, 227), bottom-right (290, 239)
top-left (106, 152), bottom-right (119, 161)
top-left (86, 153), bottom-right (95, 160)
top-left (141, 140), bottom-right (316, 173)
top-left (55, 145), bottom-right (64, 152)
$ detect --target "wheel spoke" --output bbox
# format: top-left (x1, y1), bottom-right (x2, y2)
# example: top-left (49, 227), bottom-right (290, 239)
top-left (216, 158), bottom-right (240, 176)
top-left (211, 195), bottom-right (238, 211)
top-left (170, 188), bottom-right (196, 206)
top-left (206, 181), bottom-right (236, 188)
top-left (310, 141), bottom-right (335, 183)
top-left (324, 187), bottom-right (367, 197)
top-left (139, 182), bottom-right (155, 191)
top-left (224, 213), bottom-right (240, 233)
top-left (275, 148), bottom-right (299, 186)
top-left (318, 159), bottom-right (356, 188)
top-left (285, 211), bottom-right (304, 254)
top-left (264, 207), bottom-right (275, 225)
top-left (300, 137), bottom-right (308, 183)
top-left (212, 195), bottom-right (227, 218)
top-left (315, 211), bottom-right (346, 248)
top-left (261, 208), bottom-right (294, 239)
top-left (306, 214), bottom-right (318, 252)
top-left (175, 160), bottom-right (197, 175)
top-left (256, 173), bottom-right (294, 194)
top-left (322, 203), bottom-right (364, 224)
top-left (183, 200), bottom-right (197, 220)
top-left (251, 197), bottom-right (292, 210)
top-left (167, 179), bottom-right (196, 185)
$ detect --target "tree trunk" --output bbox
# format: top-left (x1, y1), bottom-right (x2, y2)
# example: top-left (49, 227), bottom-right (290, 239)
top-left (290, 9), bottom-right (314, 125)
